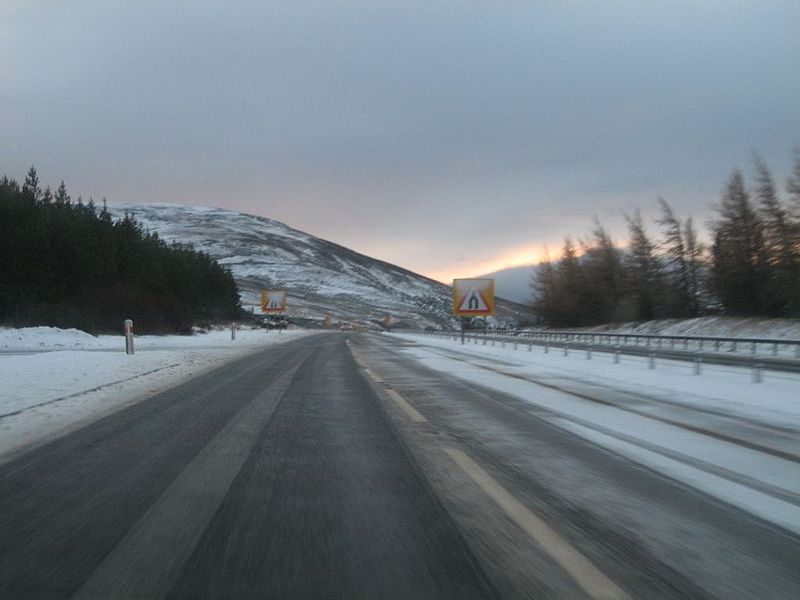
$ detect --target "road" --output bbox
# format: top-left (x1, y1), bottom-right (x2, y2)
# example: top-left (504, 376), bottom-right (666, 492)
top-left (1, 332), bottom-right (798, 599)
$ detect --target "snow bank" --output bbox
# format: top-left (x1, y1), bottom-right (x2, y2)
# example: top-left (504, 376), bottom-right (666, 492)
top-left (0, 326), bottom-right (111, 351)
top-left (575, 316), bottom-right (800, 340)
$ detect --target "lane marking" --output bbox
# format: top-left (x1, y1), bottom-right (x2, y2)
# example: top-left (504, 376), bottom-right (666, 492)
top-left (385, 388), bottom-right (427, 423)
top-left (363, 368), bottom-right (384, 384)
top-left (73, 356), bottom-right (306, 600)
top-left (444, 447), bottom-right (630, 600)
top-left (348, 341), bottom-right (424, 422)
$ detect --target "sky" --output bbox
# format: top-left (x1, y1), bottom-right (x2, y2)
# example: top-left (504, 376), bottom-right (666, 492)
top-left (2, 1), bottom-right (799, 282)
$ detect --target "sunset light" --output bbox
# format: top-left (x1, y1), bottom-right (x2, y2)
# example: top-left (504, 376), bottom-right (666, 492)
top-left (425, 245), bottom-right (551, 284)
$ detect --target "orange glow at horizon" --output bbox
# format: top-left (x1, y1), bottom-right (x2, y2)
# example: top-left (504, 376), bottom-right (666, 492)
top-left (424, 245), bottom-right (554, 284)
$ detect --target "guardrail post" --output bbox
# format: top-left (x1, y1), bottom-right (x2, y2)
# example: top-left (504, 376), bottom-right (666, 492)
top-left (528, 342), bottom-right (532, 351)
top-left (124, 319), bottom-right (135, 355)
top-left (693, 353), bottom-right (702, 375)
top-left (563, 342), bottom-right (569, 356)
top-left (614, 346), bottom-right (620, 364)
top-left (648, 352), bottom-right (656, 369)
top-left (752, 361), bottom-right (763, 383)
top-left (586, 345), bottom-right (592, 360)
top-left (544, 342), bottom-right (549, 354)
top-left (773, 342), bottom-right (778, 357)
top-left (751, 341), bottom-right (756, 355)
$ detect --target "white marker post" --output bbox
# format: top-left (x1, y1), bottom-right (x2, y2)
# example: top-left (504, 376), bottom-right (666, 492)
top-left (124, 319), bottom-right (135, 355)
top-left (231, 322), bottom-right (237, 340)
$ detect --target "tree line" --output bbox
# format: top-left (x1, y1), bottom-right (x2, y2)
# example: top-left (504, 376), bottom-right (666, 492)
top-left (532, 150), bottom-right (800, 327)
top-left (0, 167), bottom-right (242, 333)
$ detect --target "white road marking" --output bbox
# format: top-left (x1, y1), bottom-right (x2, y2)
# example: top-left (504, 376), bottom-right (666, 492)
top-left (385, 388), bottom-right (427, 423)
top-left (73, 358), bottom-right (305, 600)
top-left (363, 368), bottom-right (384, 384)
top-left (444, 447), bottom-right (630, 600)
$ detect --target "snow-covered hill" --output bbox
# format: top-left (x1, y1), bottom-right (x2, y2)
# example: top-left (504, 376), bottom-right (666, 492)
top-left (478, 264), bottom-right (539, 305)
top-left (107, 203), bottom-right (529, 329)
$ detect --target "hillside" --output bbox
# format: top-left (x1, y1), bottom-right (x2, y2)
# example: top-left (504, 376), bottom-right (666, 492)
top-left (107, 203), bottom-right (530, 329)
top-left (478, 264), bottom-right (539, 305)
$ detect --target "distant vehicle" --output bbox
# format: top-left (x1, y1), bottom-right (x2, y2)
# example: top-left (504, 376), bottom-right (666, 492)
top-left (340, 324), bottom-right (354, 331)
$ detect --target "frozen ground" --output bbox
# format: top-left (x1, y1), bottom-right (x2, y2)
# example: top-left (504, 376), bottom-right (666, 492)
top-left (388, 332), bottom-right (800, 535)
top-left (0, 326), bottom-right (310, 463)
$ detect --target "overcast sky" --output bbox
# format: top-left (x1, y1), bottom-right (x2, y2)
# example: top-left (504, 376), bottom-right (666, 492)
top-left (2, 1), bottom-right (799, 281)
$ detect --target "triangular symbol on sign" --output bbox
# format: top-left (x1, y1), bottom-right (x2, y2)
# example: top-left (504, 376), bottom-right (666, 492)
top-left (458, 289), bottom-right (488, 312)
top-left (267, 295), bottom-right (282, 309)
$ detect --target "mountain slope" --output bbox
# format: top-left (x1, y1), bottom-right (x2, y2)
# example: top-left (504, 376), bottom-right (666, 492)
top-left (477, 265), bottom-right (539, 305)
top-left (107, 203), bottom-right (528, 329)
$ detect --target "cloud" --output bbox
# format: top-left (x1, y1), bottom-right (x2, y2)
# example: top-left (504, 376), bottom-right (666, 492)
top-left (2, 2), bottom-right (799, 279)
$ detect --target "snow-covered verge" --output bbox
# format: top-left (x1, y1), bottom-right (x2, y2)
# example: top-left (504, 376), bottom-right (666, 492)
top-left (387, 332), bottom-right (800, 534)
top-left (0, 327), bottom-right (311, 463)
top-left (560, 316), bottom-right (800, 340)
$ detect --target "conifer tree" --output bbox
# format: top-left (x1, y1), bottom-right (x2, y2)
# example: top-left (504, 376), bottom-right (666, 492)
top-left (580, 219), bottom-right (624, 323)
top-left (624, 210), bottom-right (663, 320)
top-left (656, 199), bottom-right (704, 317)
top-left (788, 146), bottom-right (800, 220)
top-left (22, 166), bottom-right (41, 203)
top-left (710, 170), bottom-right (768, 315)
top-left (683, 216), bottom-right (704, 316)
top-left (54, 181), bottom-right (70, 206)
top-left (753, 157), bottom-right (798, 315)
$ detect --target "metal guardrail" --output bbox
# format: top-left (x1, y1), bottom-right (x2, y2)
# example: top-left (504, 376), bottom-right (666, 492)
top-left (518, 330), bottom-right (800, 359)
top-left (412, 329), bottom-right (800, 375)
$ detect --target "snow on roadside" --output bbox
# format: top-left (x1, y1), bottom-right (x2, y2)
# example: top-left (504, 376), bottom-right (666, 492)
top-left (389, 333), bottom-right (800, 428)
top-left (0, 326), bottom-right (112, 351)
top-left (0, 327), bottom-right (311, 463)
top-left (573, 316), bottom-right (800, 340)
top-left (388, 332), bottom-right (800, 534)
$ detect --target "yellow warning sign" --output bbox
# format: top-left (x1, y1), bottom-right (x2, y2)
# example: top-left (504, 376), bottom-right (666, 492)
top-left (260, 290), bottom-right (287, 313)
top-left (453, 279), bottom-right (495, 316)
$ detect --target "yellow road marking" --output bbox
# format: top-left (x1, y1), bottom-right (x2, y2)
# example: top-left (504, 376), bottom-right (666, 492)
top-left (444, 447), bottom-right (630, 600)
top-left (385, 389), bottom-right (427, 423)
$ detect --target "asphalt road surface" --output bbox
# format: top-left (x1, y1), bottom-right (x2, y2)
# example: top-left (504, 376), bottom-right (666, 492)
top-left (1, 332), bottom-right (798, 599)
